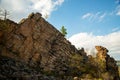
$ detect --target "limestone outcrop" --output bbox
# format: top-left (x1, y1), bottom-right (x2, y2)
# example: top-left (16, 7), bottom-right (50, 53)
top-left (0, 13), bottom-right (119, 80)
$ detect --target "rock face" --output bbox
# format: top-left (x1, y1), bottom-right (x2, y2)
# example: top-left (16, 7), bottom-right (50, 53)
top-left (96, 46), bottom-right (119, 80)
top-left (0, 13), bottom-right (119, 80)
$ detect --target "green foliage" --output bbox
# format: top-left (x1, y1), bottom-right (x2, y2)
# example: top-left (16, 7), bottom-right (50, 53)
top-left (60, 26), bottom-right (67, 37)
top-left (0, 20), bottom-right (9, 31)
top-left (68, 54), bottom-right (87, 76)
top-left (0, 19), bottom-right (15, 34)
top-left (68, 54), bottom-right (102, 78)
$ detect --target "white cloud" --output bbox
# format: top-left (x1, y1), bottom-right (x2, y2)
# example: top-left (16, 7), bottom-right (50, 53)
top-left (112, 27), bottom-right (119, 32)
top-left (109, 3), bottom-right (120, 16)
top-left (0, 0), bottom-right (64, 22)
top-left (99, 13), bottom-right (106, 22)
top-left (82, 13), bottom-right (92, 19)
top-left (69, 31), bottom-right (120, 60)
top-left (117, 11), bottom-right (120, 15)
top-left (116, 5), bottom-right (120, 16)
top-left (82, 12), bottom-right (106, 22)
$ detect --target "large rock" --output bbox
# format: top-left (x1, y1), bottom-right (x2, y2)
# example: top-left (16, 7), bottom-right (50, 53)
top-left (0, 13), bottom-right (119, 80)
top-left (0, 13), bottom-right (81, 79)
top-left (95, 46), bottom-right (119, 80)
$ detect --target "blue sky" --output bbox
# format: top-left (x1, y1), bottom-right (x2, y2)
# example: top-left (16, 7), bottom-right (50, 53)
top-left (48, 0), bottom-right (120, 60)
top-left (0, 0), bottom-right (120, 60)
top-left (48, 0), bottom-right (120, 37)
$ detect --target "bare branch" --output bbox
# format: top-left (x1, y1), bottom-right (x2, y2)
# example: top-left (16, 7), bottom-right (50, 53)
top-left (0, 9), bottom-right (9, 20)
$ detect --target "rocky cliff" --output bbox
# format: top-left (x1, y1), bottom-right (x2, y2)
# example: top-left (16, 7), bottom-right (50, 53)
top-left (0, 13), bottom-right (119, 80)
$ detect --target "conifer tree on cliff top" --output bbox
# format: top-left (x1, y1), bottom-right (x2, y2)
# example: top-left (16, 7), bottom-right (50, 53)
top-left (60, 26), bottom-right (67, 37)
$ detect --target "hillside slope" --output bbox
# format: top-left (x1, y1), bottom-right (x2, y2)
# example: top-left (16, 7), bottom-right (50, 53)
top-left (0, 13), bottom-right (119, 80)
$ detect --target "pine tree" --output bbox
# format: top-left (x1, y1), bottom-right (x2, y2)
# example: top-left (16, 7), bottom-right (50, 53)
top-left (60, 26), bottom-right (67, 37)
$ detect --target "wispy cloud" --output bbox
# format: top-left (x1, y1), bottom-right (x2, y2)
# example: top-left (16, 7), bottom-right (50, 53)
top-left (99, 13), bottom-right (106, 22)
top-left (112, 27), bottom-right (120, 32)
top-left (115, 0), bottom-right (120, 4)
top-left (82, 12), bottom-right (106, 22)
top-left (0, 0), bottom-right (64, 22)
top-left (82, 13), bottom-right (92, 19)
top-left (69, 31), bottom-right (120, 60)
top-left (116, 5), bottom-right (120, 16)
top-left (82, 1), bottom-right (120, 21)
top-left (114, 0), bottom-right (120, 16)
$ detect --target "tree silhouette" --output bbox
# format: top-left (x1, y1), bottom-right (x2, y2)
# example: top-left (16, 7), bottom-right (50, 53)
top-left (0, 9), bottom-right (9, 20)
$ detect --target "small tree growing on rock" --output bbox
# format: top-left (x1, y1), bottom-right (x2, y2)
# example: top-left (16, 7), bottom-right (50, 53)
top-left (60, 26), bottom-right (67, 37)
